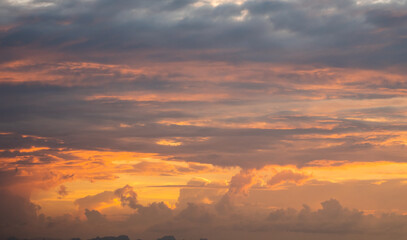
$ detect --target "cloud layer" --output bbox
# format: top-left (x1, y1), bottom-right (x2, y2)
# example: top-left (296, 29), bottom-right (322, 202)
top-left (1, 0), bottom-right (407, 239)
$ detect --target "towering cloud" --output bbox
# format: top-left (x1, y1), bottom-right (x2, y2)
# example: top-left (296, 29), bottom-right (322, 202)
top-left (114, 185), bottom-right (140, 209)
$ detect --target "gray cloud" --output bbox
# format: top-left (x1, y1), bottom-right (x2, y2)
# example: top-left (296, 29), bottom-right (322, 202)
top-left (57, 185), bottom-right (68, 198)
top-left (0, 0), bottom-right (406, 68)
top-left (0, 190), bottom-right (40, 239)
top-left (85, 209), bottom-right (107, 224)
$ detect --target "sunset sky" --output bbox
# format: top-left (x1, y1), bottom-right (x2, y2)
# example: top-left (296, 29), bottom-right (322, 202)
top-left (1, 0), bottom-right (407, 239)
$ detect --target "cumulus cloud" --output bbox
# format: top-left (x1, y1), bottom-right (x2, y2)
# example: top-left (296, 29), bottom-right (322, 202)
top-left (0, 190), bottom-right (39, 226)
top-left (150, 202), bottom-right (217, 235)
top-left (266, 199), bottom-right (365, 233)
top-left (0, 190), bottom-right (41, 239)
top-left (85, 209), bottom-right (107, 224)
top-left (114, 185), bottom-right (140, 209)
top-left (128, 201), bottom-right (173, 225)
top-left (176, 178), bottom-right (227, 209)
top-left (214, 169), bottom-right (262, 214)
top-left (74, 185), bottom-right (140, 211)
top-left (5, 183), bottom-right (407, 240)
top-left (151, 196), bottom-right (407, 239)
top-left (227, 169), bottom-right (258, 195)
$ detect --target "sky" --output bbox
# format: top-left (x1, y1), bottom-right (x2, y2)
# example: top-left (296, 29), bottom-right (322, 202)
top-left (1, 0), bottom-right (407, 239)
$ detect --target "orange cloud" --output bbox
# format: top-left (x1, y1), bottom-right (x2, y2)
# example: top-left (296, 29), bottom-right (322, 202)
top-left (267, 170), bottom-right (310, 187)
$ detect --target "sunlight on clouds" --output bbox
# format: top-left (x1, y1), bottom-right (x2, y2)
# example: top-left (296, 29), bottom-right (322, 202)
top-left (356, 0), bottom-right (407, 4)
top-left (17, 146), bottom-right (51, 153)
top-left (23, 158), bottom-right (407, 223)
top-left (86, 92), bottom-right (229, 103)
top-left (0, 146), bottom-right (51, 153)
top-left (306, 162), bottom-right (407, 182)
top-left (7, 0), bottom-right (54, 7)
top-left (205, 0), bottom-right (246, 6)
top-left (156, 139), bottom-right (182, 146)
top-left (257, 162), bottom-right (407, 187)
top-left (1, 0), bottom-right (407, 238)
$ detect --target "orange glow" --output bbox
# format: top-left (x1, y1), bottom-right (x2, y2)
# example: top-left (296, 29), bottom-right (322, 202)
top-left (156, 139), bottom-right (182, 146)
top-left (86, 93), bottom-right (230, 102)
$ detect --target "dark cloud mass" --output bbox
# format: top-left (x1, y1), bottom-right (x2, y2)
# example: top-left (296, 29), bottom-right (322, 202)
top-left (0, 0), bottom-right (406, 168)
top-left (0, 0), bottom-right (406, 67)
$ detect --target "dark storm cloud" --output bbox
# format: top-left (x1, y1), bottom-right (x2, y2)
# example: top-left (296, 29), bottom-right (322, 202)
top-left (0, 190), bottom-right (39, 228)
top-left (0, 0), bottom-right (406, 68)
top-left (366, 8), bottom-right (407, 28)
